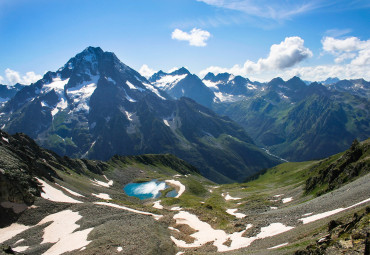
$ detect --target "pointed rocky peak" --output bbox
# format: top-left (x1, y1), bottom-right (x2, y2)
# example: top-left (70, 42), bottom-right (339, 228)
top-left (83, 46), bottom-right (104, 55)
top-left (286, 76), bottom-right (306, 90)
top-left (306, 82), bottom-right (329, 96)
top-left (322, 77), bottom-right (340, 85)
top-left (59, 46), bottom-right (133, 79)
top-left (214, 73), bottom-right (231, 82)
top-left (268, 77), bottom-right (285, 87)
top-left (149, 70), bottom-right (166, 82)
top-left (170, 67), bottom-right (190, 76)
top-left (203, 72), bottom-right (216, 81)
top-left (233, 75), bottom-right (250, 84)
top-left (309, 82), bottom-right (327, 89)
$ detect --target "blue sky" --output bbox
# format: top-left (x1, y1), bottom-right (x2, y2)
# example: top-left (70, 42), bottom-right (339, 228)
top-left (0, 0), bottom-right (369, 84)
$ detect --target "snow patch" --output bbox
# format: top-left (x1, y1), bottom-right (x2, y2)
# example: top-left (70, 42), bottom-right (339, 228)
top-left (203, 80), bottom-right (220, 91)
top-left (39, 210), bottom-right (93, 254)
top-left (2, 137), bottom-right (9, 143)
top-left (214, 92), bottom-right (244, 102)
top-left (82, 140), bottom-right (96, 159)
top-left (0, 223), bottom-right (31, 243)
top-left (94, 202), bottom-right (162, 220)
top-left (12, 246), bottom-right (28, 252)
top-left (267, 242), bottom-right (289, 249)
top-left (170, 211), bottom-right (293, 252)
top-left (282, 197), bottom-right (293, 203)
top-left (300, 197), bottom-right (370, 224)
top-left (36, 178), bottom-right (82, 203)
top-left (153, 74), bottom-right (188, 90)
top-left (66, 75), bottom-right (99, 112)
top-left (54, 184), bottom-right (85, 197)
top-left (169, 227), bottom-right (180, 232)
top-left (222, 193), bottom-right (241, 201)
top-left (165, 180), bottom-right (185, 198)
top-left (142, 82), bottom-right (166, 100)
top-left (14, 238), bottom-right (25, 245)
top-left (42, 77), bottom-right (70, 94)
top-left (91, 176), bottom-right (113, 188)
top-left (107, 77), bottom-right (116, 84)
top-left (41, 101), bottom-right (49, 107)
top-left (125, 111), bottom-right (133, 121)
top-left (226, 209), bottom-right (246, 219)
top-left (126, 80), bottom-right (145, 92)
top-left (153, 200), bottom-right (163, 209)
top-left (302, 212), bottom-right (313, 216)
top-left (92, 193), bottom-right (112, 200)
top-left (124, 90), bottom-right (137, 102)
top-left (51, 97), bottom-right (68, 117)
top-left (247, 83), bottom-right (257, 90)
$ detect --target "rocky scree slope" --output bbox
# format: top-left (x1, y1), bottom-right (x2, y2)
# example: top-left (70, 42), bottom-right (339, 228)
top-left (0, 131), bottom-right (369, 254)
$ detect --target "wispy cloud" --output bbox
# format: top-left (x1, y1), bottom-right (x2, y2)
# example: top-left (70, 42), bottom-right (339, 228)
top-left (324, 28), bottom-right (352, 38)
top-left (4, 69), bottom-right (42, 85)
top-left (197, 0), bottom-right (370, 21)
top-left (171, 28), bottom-right (211, 47)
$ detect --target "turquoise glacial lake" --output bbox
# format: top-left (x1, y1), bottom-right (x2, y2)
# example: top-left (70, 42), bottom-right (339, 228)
top-left (123, 180), bottom-right (178, 200)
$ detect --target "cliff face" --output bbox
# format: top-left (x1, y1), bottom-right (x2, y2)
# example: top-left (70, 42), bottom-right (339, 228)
top-left (305, 139), bottom-right (370, 196)
top-left (0, 129), bottom-right (108, 207)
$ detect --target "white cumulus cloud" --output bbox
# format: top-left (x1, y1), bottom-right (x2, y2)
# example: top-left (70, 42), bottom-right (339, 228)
top-left (172, 28), bottom-right (211, 47)
top-left (200, 36), bottom-right (312, 77)
top-left (0, 76), bottom-right (4, 84)
top-left (258, 36), bottom-right (313, 69)
top-left (322, 36), bottom-right (370, 65)
top-left (139, 64), bottom-right (156, 78)
top-left (4, 68), bottom-right (42, 85)
top-left (284, 63), bottom-right (370, 81)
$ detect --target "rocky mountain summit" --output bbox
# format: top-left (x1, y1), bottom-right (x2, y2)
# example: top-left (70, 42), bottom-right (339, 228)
top-left (150, 67), bottom-right (215, 107)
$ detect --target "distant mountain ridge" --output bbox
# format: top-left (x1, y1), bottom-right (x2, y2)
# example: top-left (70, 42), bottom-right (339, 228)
top-left (202, 72), bottom-right (263, 102)
top-left (0, 47), bottom-right (280, 183)
top-left (0, 83), bottom-right (25, 107)
top-left (149, 68), bottom-right (215, 107)
top-left (213, 75), bottom-right (370, 161)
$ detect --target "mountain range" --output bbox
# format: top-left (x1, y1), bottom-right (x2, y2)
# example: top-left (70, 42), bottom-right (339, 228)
top-left (149, 69), bottom-right (369, 162)
top-left (0, 84), bottom-right (25, 108)
top-left (0, 47), bottom-right (280, 183)
top-left (0, 46), bottom-right (369, 177)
